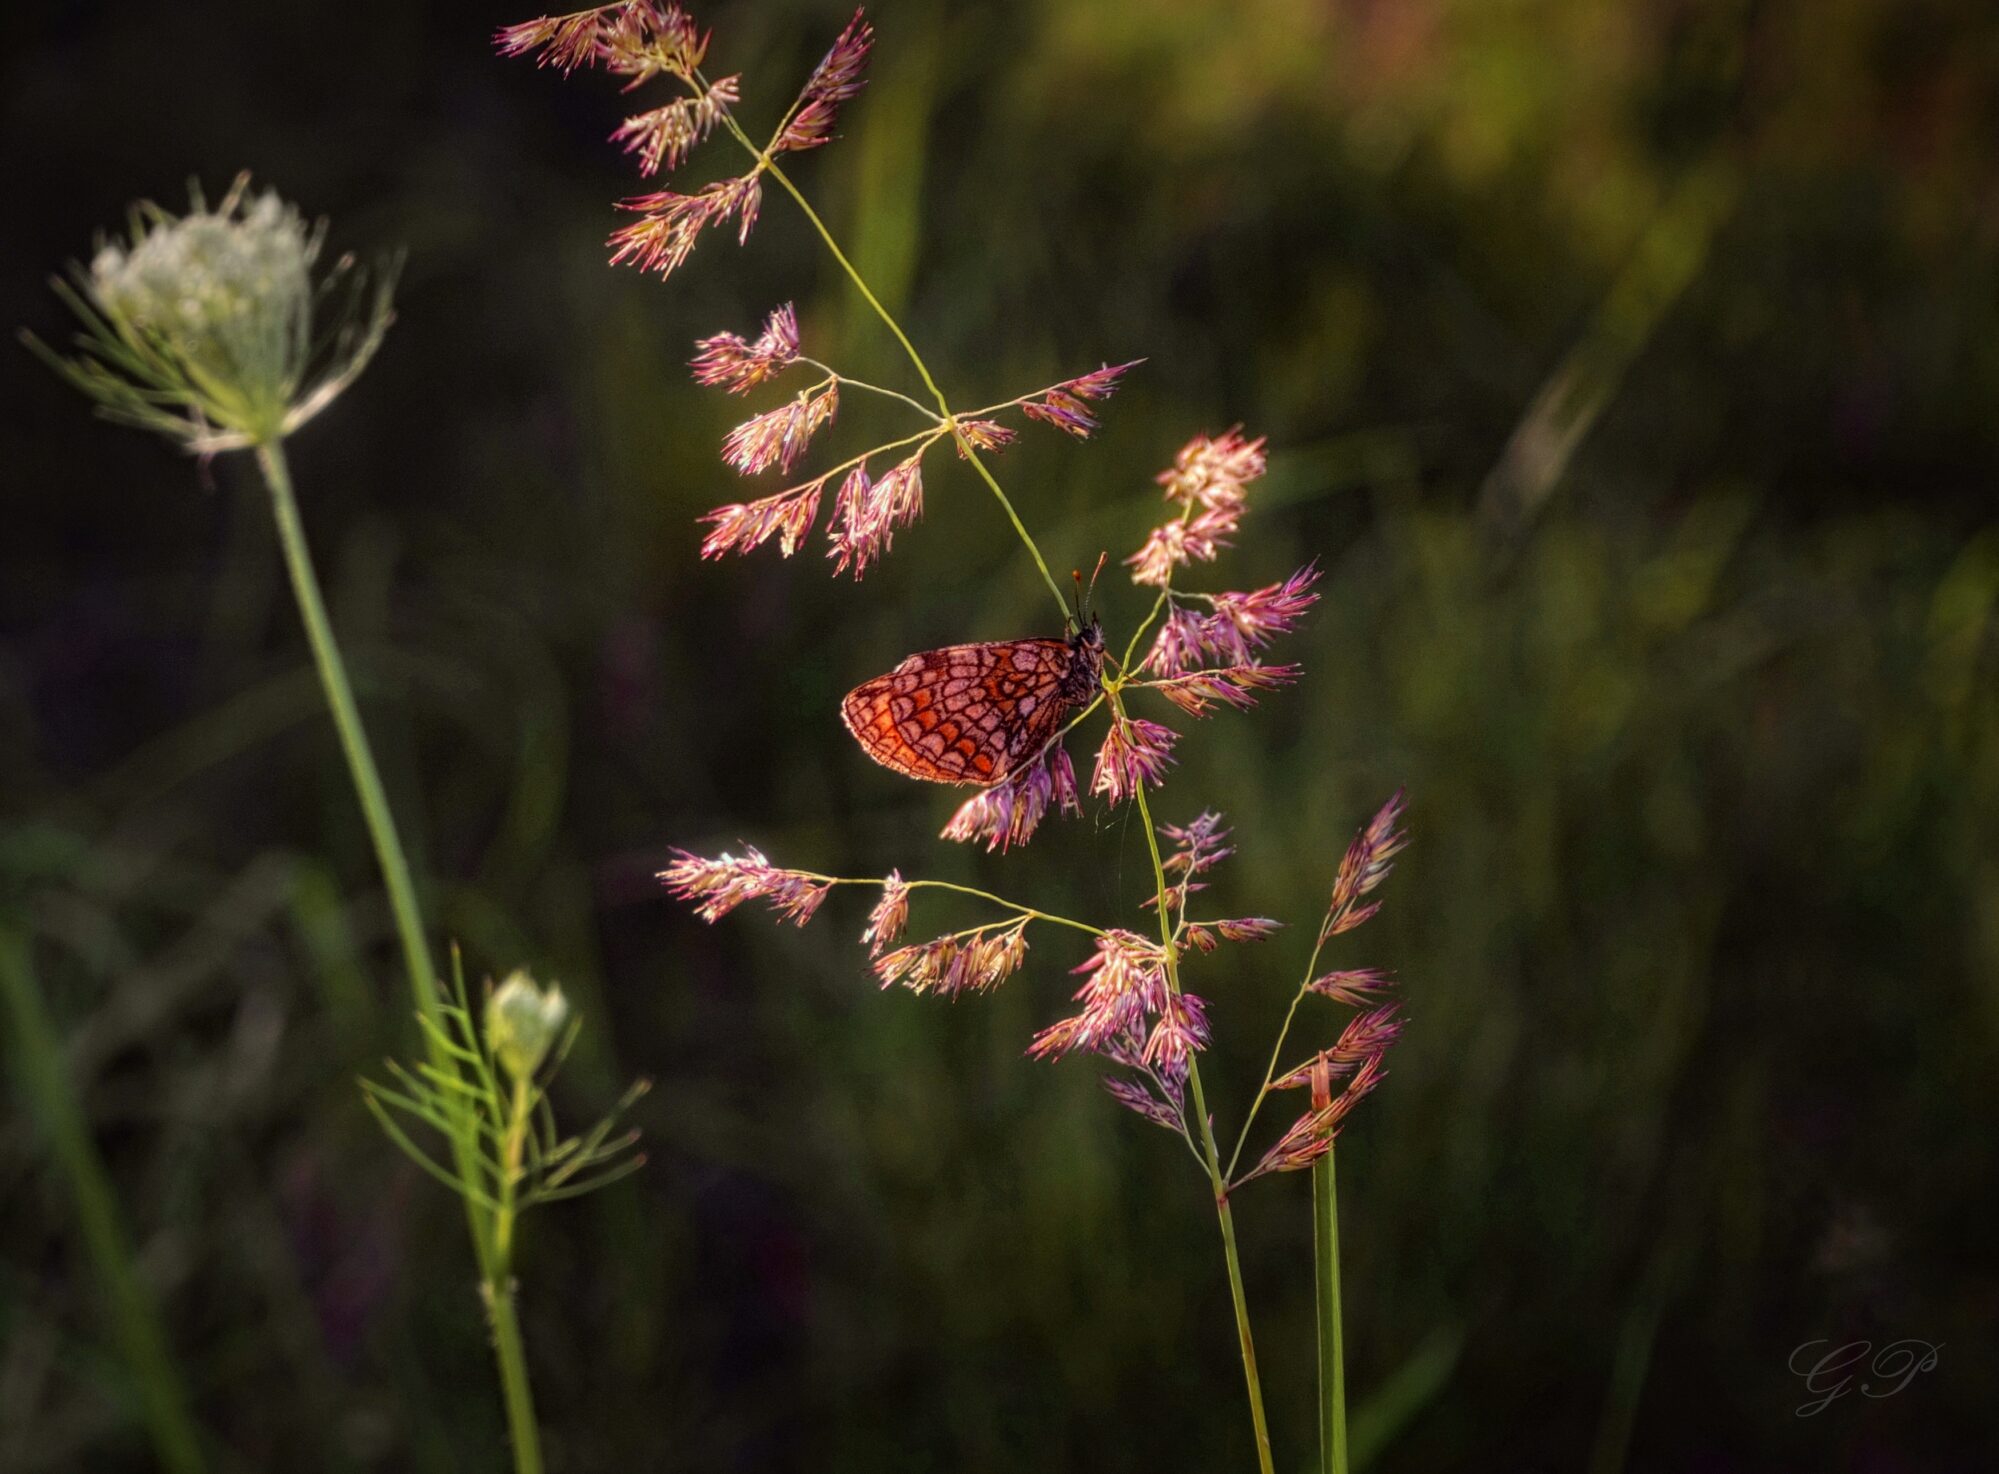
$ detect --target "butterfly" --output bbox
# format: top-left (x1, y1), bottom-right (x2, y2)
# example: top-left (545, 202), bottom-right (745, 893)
top-left (841, 618), bottom-right (1106, 785)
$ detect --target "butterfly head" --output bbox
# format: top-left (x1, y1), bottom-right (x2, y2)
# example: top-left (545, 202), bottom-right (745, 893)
top-left (1064, 610), bottom-right (1106, 699)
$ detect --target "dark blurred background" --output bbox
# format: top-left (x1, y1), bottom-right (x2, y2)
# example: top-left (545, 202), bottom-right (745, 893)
top-left (4, 0), bottom-right (1997, 1469)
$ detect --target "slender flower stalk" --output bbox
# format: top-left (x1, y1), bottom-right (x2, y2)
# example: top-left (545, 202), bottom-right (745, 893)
top-left (252, 438), bottom-right (560, 1468)
top-left (1315, 1148), bottom-right (1348, 1474)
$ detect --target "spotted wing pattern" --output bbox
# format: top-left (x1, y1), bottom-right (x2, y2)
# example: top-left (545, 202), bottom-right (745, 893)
top-left (841, 638), bottom-right (1079, 786)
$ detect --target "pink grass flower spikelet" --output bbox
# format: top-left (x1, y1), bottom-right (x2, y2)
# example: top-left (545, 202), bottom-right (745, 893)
top-left (495, 10), bottom-right (604, 72)
top-left (1142, 663), bottom-right (1300, 718)
top-left (697, 475), bottom-right (825, 559)
top-left (1307, 967), bottom-right (1396, 1006)
top-left (1091, 715), bottom-right (1177, 806)
top-left (660, 846), bottom-right (830, 925)
top-left (1214, 918), bottom-right (1282, 943)
top-left (1325, 788), bottom-right (1409, 936)
top-left (1160, 427), bottom-right (1267, 512)
top-left (1145, 603), bottom-right (1213, 675)
top-left (692, 303), bottom-right (801, 393)
top-left (952, 419), bottom-right (1017, 455)
top-left (875, 919), bottom-right (1029, 998)
top-left (1143, 992), bottom-right (1211, 1071)
top-left (826, 449), bottom-right (926, 577)
top-left (1161, 811), bottom-right (1234, 877)
top-left (860, 871), bottom-right (910, 955)
top-left (614, 75), bottom-right (738, 175)
top-left (773, 10), bottom-right (874, 154)
top-left (939, 744), bottom-right (1080, 852)
top-left (1102, 1075), bottom-right (1187, 1133)
top-left (1272, 1007), bottom-right (1406, 1089)
top-left (1142, 569), bottom-right (1316, 677)
top-left (597, 2), bottom-right (709, 83)
top-left (721, 380), bottom-right (838, 475)
top-left (1027, 931), bottom-right (1170, 1062)
top-left (498, 4), bottom-right (709, 83)
top-left (1206, 565), bottom-right (1322, 658)
top-left (610, 172), bottom-right (762, 278)
top-left (1019, 359), bottom-right (1142, 440)
top-left (1127, 429), bottom-right (1268, 587)
top-left (1248, 1053), bottom-right (1388, 1179)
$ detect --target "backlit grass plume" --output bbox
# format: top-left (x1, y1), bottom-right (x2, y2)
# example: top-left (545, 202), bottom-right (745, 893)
top-left (502, 7), bottom-right (1415, 1472)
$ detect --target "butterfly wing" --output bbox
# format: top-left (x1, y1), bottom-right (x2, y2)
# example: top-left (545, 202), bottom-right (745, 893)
top-left (841, 638), bottom-right (1075, 786)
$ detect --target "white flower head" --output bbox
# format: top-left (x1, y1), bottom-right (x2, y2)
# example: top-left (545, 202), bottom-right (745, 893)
top-left (26, 174), bottom-right (396, 454)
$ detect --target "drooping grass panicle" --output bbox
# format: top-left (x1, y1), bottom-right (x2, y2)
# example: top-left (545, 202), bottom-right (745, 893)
top-left (827, 449), bottom-right (928, 577)
top-left (860, 870), bottom-right (910, 955)
top-left (609, 173), bottom-right (763, 277)
top-left (698, 475), bottom-right (827, 559)
top-left (1026, 931), bottom-right (1173, 1062)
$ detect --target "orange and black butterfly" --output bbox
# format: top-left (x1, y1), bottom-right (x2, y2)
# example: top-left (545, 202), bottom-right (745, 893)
top-left (840, 618), bottom-right (1105, 786)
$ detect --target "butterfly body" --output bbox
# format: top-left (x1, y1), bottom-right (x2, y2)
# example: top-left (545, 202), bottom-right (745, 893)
top-left (841, 621), bottom-right (1104, 785)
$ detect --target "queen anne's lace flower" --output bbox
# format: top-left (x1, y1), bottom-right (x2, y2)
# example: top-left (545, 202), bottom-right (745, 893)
top-left (29, 176), bottom-right (394, 454)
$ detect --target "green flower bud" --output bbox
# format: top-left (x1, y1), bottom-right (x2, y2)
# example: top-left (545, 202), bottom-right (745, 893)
top-left (485, 970), bottom-right (570, 1082)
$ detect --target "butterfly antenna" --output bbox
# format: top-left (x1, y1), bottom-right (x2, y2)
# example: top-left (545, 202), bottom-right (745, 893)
top-left (1071, 553), bottom-right (1109, 626)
